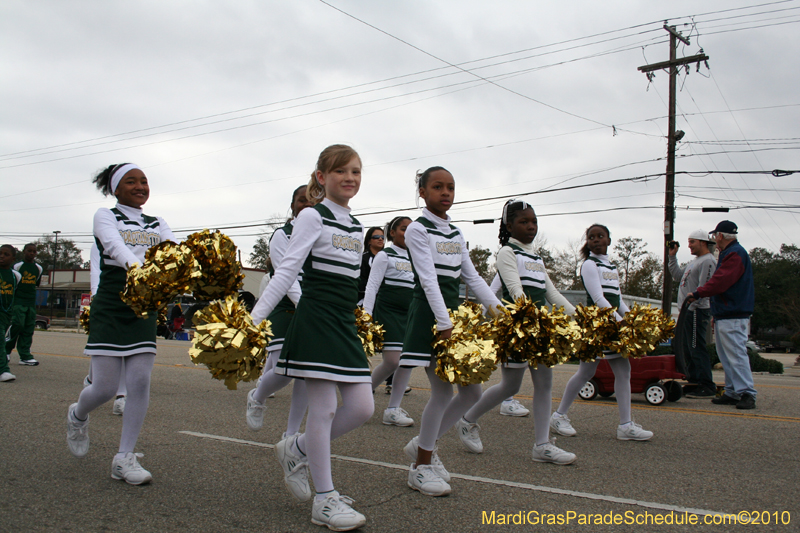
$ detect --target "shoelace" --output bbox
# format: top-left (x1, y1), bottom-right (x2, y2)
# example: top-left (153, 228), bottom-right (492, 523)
top-left (120, 453), bottom-right (146, 470)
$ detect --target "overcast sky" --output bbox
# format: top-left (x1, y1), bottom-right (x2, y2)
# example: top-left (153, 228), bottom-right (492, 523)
top-left (2, 0), bottom-right (798, 269)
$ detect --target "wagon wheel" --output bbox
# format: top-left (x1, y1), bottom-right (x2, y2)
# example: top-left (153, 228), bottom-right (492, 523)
top-left (644, 382), bottom-right (667, 405)
top-left (578, 379), bottom-right (598, 401)
top-left (664, 380), bottom-right (682, 402)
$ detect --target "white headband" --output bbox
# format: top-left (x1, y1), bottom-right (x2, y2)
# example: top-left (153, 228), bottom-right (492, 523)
top-left (110, 163), bottom-right (141, 194)
top-left (502, 199), bottom-right (533, 224)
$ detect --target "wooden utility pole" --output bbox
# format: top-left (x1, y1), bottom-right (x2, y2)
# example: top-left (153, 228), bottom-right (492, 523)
top-left (638, 25), bottom-right (709, 314)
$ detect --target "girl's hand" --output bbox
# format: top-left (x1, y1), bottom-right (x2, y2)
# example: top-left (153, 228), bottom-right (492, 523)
top-left (438, 327), bottom-right (453, 340)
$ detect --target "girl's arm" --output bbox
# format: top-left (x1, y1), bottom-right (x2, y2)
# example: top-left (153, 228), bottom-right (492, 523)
top-left (495, 246), bottom-right (523, 300)
top-left (157, 217), bottom-right (176, 242)
top-left (405, 222), bottom-right (452, 330)
top-left (93, 209), bottom-right (140, 268)
top-left (270, 229), bottom-right (302, 306)
top-left (581, 260), bottom-right (624, 321)
top-left (362, 250), bottom-right (388, 316)
top-left (250, 209), bottom-right (321, 324)
top-left (543, 269), bottom-right (576, 314)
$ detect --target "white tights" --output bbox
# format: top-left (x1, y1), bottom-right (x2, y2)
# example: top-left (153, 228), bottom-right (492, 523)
top-left (556, 357), bottom-right (632, 425)
top-left (253, 349), bottom-right (308, 435)
top-left (370, 349), bottom-right (401, 392)
top-left (75, 353), bottom-right (155, 453)
top-left (464, 365), bottom-right (554, 445)
top-left (88, 357), bottom-right (127, 396)
top-left (418, 364), bottom-right (482, 451)
top-left (387, 366), bottom-right (413, 409)
top-left (296, 379), bottom-right (374, 494)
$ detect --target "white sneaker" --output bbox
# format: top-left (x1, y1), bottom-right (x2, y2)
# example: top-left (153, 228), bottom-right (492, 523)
top-left (403, 436), bottom-right (450, 482)
top-left (550, 412), bottom-right (576, 437)
top-left (408, 463), bottom-right (451, 496)
top-left (617, 421), bottom-right (653, 441)
top-left (500, 399), bottom-right (530, 417)
top-left (382, 407), bottom-right (414, 427)
top-left (111, 452), bottom-right (153, 485)
top-left (268, 392), bottom-right (275, 398)
top-left (531, 440), bottom-right (577, 465)
top-left (18, 358), bottom-right (39, 366)
top-left (311, 491), bottom-right (366, 531)
top-left (66, 403), bottom-right (89, 458)
top-left (0, 372), bottom-right (16, 382)
top-left (246, 388), bottom-right (266, 431)
top-left (112, 396), bottom-right (126, 416)
top-left (82, 375), bottom-right (91, 389)
top-left (455, 417), bottom-right (483, 454)
top-left (274, 434), bottom-right (312, 502)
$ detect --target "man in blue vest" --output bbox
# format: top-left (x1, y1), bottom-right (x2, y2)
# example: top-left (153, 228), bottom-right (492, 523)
top-left (687, 221), bottom-right (756, 410)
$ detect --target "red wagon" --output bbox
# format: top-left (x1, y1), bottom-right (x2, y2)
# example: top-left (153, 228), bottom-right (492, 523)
top-left (577, 354), bottom-right (685, 405)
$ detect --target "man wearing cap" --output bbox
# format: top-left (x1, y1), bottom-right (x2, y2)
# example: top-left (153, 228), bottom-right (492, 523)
top-left (686, 221), bottom-right (756, 410)
top-left (669, 230), bottom-right (717, 398)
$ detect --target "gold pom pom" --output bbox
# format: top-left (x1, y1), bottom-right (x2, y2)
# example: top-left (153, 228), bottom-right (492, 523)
top-left (120, 241), bottom-right (202, 319)
top-left (354, 308), bottom-right (384, 358)
top-left (611, 303), bottom-right (676, 358)
top-left (183, 230), bottom-right (244, 301)
top-left (572, 304), bottom-right (620, 362)
top-left (433, 301), bottom-right (497, 386)
top-left (189, 295), bottom-right (272, 390)
top-left (79, 306), bottom-right (90, 335)
top-left (489, 298), bottom-right (581, 368)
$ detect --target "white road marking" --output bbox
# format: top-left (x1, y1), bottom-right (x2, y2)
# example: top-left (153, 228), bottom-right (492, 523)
top-left (179, 430), bottom-right (727, 517)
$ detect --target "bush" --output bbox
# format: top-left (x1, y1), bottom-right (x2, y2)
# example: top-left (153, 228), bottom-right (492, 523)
top-left (707, 344), bottom-right (784, 374)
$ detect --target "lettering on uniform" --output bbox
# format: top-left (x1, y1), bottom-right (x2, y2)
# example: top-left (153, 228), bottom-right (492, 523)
top-left (119, 229), bottom-right (161, 247)
top-left (524, 261), bottom-right (545, 273)
top-left (602, 271), bottom-right (619, 281)
top-left (395, 261), bottom-right (412, 272)
top-left (20, 272), bottom-right (38, 285)
top-left (0, 280), bottom-right (13, 296)
top-left (436, 241), bottom-right (461, 255)
top-left (332, 234), bottom-right (362, 254)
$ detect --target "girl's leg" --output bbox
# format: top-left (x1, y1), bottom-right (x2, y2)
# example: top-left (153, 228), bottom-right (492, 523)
top-left (296, 379), bottom-right (337, 494)
top-left (330, 382), bottom-right (374, 440)
top-left (75, 356), bottom-right (123, 419)
top-left (608, 357), bottom-right (632, 425)
top-left (555, 360), bottom-right (599, 415)
top-left (252, 350), bottom-right (293, 403)
top-left (116, 358), bottom-right (127, 396)
top-left (370, 349), bottom-right (402, 390)
top-left (118, 353), bottom-right (156, 453)
top-left (285, 379), bottom-right (308, 436)
top-left (463, 366), bottom-right (525, 423)
top-left (437, 382), bottom-right (481, 440)
top-left (417, 364), bottom-right (456, 456)
top-left (387, 366), bottom-right (412, 409)
top-left (530, 366), bottom-right (553, 445)
top-left (263, 347), bottom-right (278, 373)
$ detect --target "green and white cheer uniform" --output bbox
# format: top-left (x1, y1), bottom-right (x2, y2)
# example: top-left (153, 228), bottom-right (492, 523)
top-left (251, 199), bottom-right (368, 383)
top-left (581, 252), bottom-right (628, 359)
top-left (265, 220), bottom-right (304, 353)
top-left (362, 245), bottom-right (414, 351)
top-left (399, 208), bottom-right (501, 367)
top-left (84, 203), bottom-right (175, 357)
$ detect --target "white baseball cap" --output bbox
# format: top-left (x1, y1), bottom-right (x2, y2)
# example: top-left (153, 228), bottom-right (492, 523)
top-left (688, 229), bottom-right (714, 243)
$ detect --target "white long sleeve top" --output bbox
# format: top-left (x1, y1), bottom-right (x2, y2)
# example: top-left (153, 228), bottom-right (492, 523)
top-left (251, 199), bottom-right (355, 324)
top-left (405, 208), bottom-right (502, 330)
top-left (495, 237), bottom-right (575, 314)
top-left (581, 252), bottom-right (628, 321)
top-left (93, 203), bottom-right (174, 269)
top-left (268, 220), bottom-right (302, 305)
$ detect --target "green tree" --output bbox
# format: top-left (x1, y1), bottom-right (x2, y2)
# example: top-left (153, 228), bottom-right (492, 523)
top-left (29, 235), bottom-right (84, 273)
top-left (751, 244), bottom-right (800, 334)
top-left (613, 236), bottom-right (648, 294)
top-left (548, 239), bottom-right (583, 291)
top-left (246, 215), bottom-right (290, 270)
top-left (469, 245), bottom-right (495, 283)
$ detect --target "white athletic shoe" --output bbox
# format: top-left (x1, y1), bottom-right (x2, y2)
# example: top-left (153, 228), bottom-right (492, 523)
top-left (311, 491), bottom-right (366, 531)
top-left (274, 434), bottom-right (312, 502)
top-left (112, 396), bottom-right (126, 416)
top-left (617, 421), bottom-right (653, 441)
top-left (550, 412), bottom-right (576, 437)
top-left (82, 375), bottom-right (91, 389)
top-left (403, 436), bottom-right (450, 482)
top-left (500, 399), bottom-right (530, 417)
top-left (246, 388), bottom-right (266, 431)
top-left (382, 407), bottom-right (414, 427)
top-left (455, 417), bottom-right (483, 454)
top-left (111, 453), bottom-right (153, 485)
top-left (408, 463), bottom-right (451, 497)
top-left (18, 358), bottom-right (39, 366)
top-left (0, 372), bottom-right (16, 382)
top-left (531, 439), bottom-right (577, 465)
top-left (66, 403), bottom-right (89, 458)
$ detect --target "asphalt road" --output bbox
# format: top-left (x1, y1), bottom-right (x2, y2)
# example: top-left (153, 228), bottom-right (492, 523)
top-left (1, 331), bottom-right (798, 532)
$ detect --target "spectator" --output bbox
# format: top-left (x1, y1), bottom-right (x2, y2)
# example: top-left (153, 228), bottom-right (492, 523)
top-left (358, 227), bottom-right (384, 303)
top-left (5, 243), bottom-right (43, 366)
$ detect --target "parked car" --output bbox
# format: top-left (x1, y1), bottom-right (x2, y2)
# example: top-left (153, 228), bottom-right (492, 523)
top-left (746, 340), bottom-right (762, 353)
top-left (35, 314), bottom-right (50, 330)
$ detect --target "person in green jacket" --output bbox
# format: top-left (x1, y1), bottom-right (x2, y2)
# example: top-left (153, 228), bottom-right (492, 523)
top-left (6, 243), bottom-right (43, 365)
top-left (1, 244), bottom-right (23, 381)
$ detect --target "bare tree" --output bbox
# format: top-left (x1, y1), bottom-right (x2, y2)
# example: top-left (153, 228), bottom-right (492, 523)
top-left (247, 214), bottom-right (291, 270)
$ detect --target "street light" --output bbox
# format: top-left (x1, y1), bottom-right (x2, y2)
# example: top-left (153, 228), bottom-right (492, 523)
top-left (49, 230), bottom-right (60, 320)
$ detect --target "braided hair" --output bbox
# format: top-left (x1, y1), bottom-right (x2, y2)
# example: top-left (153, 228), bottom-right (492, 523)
top-left (498, 199), bottom-right (534, 246)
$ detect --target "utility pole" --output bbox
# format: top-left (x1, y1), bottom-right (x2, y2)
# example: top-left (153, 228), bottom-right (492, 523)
top-left (638, 24), bottom-right (709, 314)
top-left (49, 230), bottom-right (61, 320)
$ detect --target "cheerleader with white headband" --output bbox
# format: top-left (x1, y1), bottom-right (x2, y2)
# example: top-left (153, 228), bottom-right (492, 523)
top-left (66, 163), bottom-right (176, 485)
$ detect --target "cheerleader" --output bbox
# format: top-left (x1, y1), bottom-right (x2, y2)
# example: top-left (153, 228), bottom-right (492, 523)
top-left (249, 145), bottom-right (372, 531)
top-left (0, 244), bottom-right (22, 382)
top-left (400, 166), bottom-right (502, 497)
top-left (550, 224), bottom-right (653, 441)
top-left (362, 216), bottom-right (414, 426)
top-left (66, 163), bottom-right (175, 485)
top-left (246, 185), bottom-right (311, 439)
top-left (455, 200), bottom-right (576, 464)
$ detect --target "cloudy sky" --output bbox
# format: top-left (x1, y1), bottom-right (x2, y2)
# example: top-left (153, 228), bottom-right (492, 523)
top-left (2, 0), bottom-right (798, 270)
